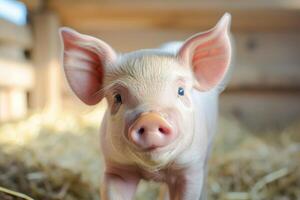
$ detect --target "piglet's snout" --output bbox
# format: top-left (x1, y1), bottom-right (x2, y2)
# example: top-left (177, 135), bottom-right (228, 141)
top-left (128, 113), bottom-right (176, 150)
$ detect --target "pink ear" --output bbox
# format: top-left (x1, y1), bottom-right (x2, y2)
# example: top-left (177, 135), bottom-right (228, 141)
top-left (177, 13), bottom-right (232, 91)
top-left (59, 28), bottom-right (116, 105)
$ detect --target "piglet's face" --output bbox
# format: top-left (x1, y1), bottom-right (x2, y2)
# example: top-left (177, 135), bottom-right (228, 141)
top-left (60, 13), bottom-right (231, 168)
top-left (103, 52), bottom-right (195, 165)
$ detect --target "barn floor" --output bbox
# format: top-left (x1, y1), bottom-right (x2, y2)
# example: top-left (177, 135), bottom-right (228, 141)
top-left (0, 108), bottom-right (299, 200)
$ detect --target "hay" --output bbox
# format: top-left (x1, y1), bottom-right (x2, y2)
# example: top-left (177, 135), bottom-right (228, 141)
top-left (209, 118), bottom-right (300, 200)
top-left (0, 149), bottom-right (98, 200)
top-left (0, 185), bottom-right (34, 200)
top-left (0, 110), bottom-right (299, 200)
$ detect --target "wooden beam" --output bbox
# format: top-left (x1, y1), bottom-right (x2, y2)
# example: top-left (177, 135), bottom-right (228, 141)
top-left (20, 0), bottom-right (43, 11)
top-left (0, 19), bottom-right (33, 49)
top-left (47, 0), bottom-right (300, 32)
top-left (31, 11), bottom-right (62, 112)
top-left (0, 58), bottom-right (34, 89)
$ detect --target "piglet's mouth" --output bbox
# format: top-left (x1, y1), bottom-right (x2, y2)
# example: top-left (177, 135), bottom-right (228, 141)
top-left (127, 112), bottom-right (178, 151)
top-left (144, 145), bottom-right (164, 152)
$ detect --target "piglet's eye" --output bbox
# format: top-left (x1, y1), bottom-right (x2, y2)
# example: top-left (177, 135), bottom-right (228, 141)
top-left (114, 93), bottom-right (122, 104)
top-left (178, 87), bottom-right (185, 96)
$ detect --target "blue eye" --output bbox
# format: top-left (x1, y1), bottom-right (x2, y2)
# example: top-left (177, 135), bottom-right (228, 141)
top-left (178, 87), bottom-right (185, 96)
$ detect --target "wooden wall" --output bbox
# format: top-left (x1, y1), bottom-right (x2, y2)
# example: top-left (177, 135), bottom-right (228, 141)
top-left (0, 19), bottom-right (34, 121)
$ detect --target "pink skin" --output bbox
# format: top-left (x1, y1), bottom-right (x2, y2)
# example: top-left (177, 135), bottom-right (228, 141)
top-left (60, 13), bottom-right (232, 200)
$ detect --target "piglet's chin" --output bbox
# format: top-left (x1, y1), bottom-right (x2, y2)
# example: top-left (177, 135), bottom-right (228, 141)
top-left (128, 146), bottom-right (178, 170)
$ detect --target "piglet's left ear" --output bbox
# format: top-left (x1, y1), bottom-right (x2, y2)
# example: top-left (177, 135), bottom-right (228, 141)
top-left (177, 13), bottom-right (232, 91)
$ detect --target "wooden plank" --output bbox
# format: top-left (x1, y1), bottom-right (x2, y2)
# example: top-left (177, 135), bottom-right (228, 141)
top-left (84, 29), bottom-right (191, 51)
top-left (0, 19), bottom-right (33, 49)
top-left (31, 11), bottom-right (62, 112)
top-left (48, 0), bottom-right (300, 32)
top-left (0, 44), bottom-right (26, 60)
top-left (229, 32), bottom-right (300, 90)
top-left (0, 58), bottom-right (34, 89)
top-left (220, 91), bottom-right (300, 130)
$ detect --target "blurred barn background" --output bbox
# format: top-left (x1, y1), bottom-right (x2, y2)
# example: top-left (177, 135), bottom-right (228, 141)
top-left (0, 0), bottom-right (299, 200)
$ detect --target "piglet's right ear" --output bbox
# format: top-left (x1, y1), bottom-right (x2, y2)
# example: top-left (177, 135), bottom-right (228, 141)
top-left (59, 28), bottom-right (116, 105)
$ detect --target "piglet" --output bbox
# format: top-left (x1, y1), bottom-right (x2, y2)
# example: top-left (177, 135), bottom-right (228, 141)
top-left (59, 13), bottom-right (232, 200)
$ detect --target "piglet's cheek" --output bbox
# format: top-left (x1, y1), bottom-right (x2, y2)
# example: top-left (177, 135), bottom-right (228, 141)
top-left (179, 94), bottom-right (192, 107)
top-left (164, 111), bottom-right (181, 138)
top-left (123, 112), bottom-right (139, 140)
top-left (110, 103), bottom-right (121, 115)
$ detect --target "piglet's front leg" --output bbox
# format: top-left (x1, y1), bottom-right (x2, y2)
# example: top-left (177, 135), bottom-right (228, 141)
top-left (167, 167), bottom-right (204, 200)
top-left (100, 172), bottom-right (140, 200)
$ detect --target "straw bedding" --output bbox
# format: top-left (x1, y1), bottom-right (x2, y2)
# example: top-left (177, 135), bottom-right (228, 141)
top-left (0, 109), bottom-right (299, 200)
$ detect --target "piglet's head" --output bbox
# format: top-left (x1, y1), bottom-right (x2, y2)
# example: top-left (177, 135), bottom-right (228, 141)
top-left (60, 13), bottom-right (231, 169)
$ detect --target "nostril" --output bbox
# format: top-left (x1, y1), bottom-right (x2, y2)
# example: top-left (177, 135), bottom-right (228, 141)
top-left (138, 127), bottom-right (145, 135)
top-left (158, 127), bottom-right (169, 135)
